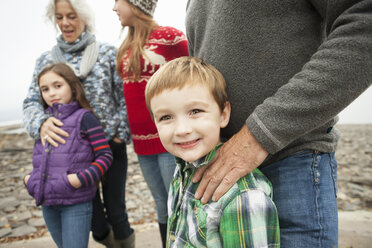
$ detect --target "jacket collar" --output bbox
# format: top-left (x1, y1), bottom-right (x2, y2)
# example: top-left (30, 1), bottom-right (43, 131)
top-left (44, 101), bottom-right (80, 120)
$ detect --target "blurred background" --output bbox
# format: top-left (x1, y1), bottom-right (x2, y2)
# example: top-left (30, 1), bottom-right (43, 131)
top-left (0, 0), bottom-right (370, 124)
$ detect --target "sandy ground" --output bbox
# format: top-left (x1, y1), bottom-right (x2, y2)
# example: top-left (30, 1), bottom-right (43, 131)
top-left (1, 211), bottom-right (371, 248)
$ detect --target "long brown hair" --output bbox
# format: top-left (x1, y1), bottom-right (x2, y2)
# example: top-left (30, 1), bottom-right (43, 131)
top-left (37, 63), bottom-right (93, 112)
top-left (115, 1), bottom-right (158, 80)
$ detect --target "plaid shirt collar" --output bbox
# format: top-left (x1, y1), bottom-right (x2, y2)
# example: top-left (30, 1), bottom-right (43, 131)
top-left (175, 143), bottom-right (223, 172)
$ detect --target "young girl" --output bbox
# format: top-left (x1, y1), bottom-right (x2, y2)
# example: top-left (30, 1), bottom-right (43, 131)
top-left (24, 63), bottom-right (113, 248)
top-left (112, 0), bottom-right (188, 247)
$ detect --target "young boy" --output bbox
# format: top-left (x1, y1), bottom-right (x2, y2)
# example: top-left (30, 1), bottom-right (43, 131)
top-left (145, 57), bottom-right (280, 247)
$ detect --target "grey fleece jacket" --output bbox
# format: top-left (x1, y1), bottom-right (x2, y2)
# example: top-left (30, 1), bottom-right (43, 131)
top-left (186, 0), bottom-right (372, 165)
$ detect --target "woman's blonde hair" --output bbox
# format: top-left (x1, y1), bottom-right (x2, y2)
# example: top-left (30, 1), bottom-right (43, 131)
top-left (116, 1), bottom-right (158, 80)
top-left (145, 57), bottom-right (229, 119)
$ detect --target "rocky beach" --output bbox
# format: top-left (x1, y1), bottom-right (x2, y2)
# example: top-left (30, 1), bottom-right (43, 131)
top-left (0, 124), bottom-right (371, 247)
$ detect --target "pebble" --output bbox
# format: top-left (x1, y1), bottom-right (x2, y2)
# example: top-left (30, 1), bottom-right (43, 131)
top-left (0, 124), bottom-right (371, 240)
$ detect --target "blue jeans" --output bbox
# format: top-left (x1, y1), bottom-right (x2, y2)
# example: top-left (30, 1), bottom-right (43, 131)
top-left (137, 152), bottom-right (176, 224)
top-left (260, 150), bottom-right (338, 248)
top-left (91, 141), bottom-right (133, 240)
top-left (42, 202), bottom-right (92, 248)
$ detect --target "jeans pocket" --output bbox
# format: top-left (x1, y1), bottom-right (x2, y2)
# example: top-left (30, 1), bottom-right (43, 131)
top-left (330, 153), bottom-right (338, 198)
top-left (311, 153), bottom-right (321, 184)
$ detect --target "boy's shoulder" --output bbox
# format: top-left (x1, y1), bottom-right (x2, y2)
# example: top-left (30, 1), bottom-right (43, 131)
top-left (217, 168), bottom-right (273, 205)
top-left (236, 168), bottom-right (272, 196)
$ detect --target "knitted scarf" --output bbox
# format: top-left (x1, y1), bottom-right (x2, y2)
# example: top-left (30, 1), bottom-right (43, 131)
top-left (51, 32), bottom-right (99, 78)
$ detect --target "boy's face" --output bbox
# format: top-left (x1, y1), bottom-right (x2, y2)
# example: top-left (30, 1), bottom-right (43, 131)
top-left (151, 84), bottom-right (230, 162)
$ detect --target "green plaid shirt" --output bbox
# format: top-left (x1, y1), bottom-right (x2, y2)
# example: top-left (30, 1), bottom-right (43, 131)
top-left (167, 145), bottom-right (280, 247)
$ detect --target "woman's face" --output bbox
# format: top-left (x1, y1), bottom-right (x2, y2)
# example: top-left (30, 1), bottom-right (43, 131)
top-left (113, 0), bottom-right (136, 27)
top-left (55, 0), bottom-right (85, 43)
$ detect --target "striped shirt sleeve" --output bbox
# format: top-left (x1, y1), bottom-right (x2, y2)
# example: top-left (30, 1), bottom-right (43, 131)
top-left (77, 112), bottom-right (113, 187)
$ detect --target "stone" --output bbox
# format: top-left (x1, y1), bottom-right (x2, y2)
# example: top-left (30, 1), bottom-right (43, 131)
top-left (0, 218), bottom-right (9, 228)
top-left (0, 228), bottom-right (12, 238)
top-left (0, 196), bottom-right (19, 209)
top-left (3, 206), bottom-right (16, 213)
top-left (11, 211), bottom-right (32, 222)
top-left (8, 225), bottom-right (37, 237)
top-left (32, 210), bottom-right (43, 217)
top-left (28, 218), bottom-right (45, 227)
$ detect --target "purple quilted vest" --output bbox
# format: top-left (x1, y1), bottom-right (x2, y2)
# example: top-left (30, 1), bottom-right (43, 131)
top-left (26, 102), bottom-right (97, 206)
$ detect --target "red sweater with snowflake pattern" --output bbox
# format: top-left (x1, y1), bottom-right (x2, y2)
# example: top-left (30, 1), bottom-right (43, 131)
top-left (121, 26), bottom-right (189, 155)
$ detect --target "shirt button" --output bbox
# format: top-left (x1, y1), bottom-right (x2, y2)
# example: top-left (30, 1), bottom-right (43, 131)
top-left (45, 148), bottom-right (49, 152)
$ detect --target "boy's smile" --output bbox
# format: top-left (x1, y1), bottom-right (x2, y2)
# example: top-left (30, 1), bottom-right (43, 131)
top-left (151, 84), bottom-right (230, 162)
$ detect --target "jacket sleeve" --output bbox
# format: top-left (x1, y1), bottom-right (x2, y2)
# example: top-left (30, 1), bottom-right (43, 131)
top-left (23, 54), bottom-right (51, 139)
top-left (247, 0), bottom-right (372, 154)
top-left (109, 47), bottom-right (131, 143)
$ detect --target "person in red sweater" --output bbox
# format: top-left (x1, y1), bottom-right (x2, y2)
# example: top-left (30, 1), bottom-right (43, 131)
top-left (113, 0), bottom-right (189, 247)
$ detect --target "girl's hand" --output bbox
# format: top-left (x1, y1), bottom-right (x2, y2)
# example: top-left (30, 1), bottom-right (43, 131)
top-left (67, 174), bottom-right (82, 189)
top-left (112, 137), bottom-right (122, 143)
top-left (40, 117), bottom-right (69, 147)
top-left (24, 175), bottom-right (31, 185)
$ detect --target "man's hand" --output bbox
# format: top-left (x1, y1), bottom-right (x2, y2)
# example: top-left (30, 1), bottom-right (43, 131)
top-left (193, 125), bottom-right (268, 204)
top-left (40, 117), bottom-right (69, 147)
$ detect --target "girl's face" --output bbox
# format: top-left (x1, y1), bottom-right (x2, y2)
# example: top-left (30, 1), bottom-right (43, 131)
top-left (113, 0), bottom-right (136, 27)
top-left (55, 0), bottom-right (86, 43)
top-left (39, 71), bottom-right (73, 107)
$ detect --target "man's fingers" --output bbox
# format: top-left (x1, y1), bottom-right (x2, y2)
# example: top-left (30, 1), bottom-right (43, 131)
top-left (200, 173), bottom-right (223, 204)
top-left (198, 161), bottom-right (231, 204)
top-left (212, 169), bottom-right (242, 202)
top-left (193, 150), bottom-right (220, 185)
top-left (193, 166), bottom-right (208, 199)
top-left (194, 163), bottom-right (226, 200)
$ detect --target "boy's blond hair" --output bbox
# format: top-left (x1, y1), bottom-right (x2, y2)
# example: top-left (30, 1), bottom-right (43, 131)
top-left (145, 56), bottom-right (228, 119)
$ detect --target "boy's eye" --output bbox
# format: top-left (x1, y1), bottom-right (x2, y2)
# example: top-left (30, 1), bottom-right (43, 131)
top-left (159, 115), bottom-right (171, 121)
top-left (55, 84), bottom-right (61, 88)
top-left (191, 109), bottom-right (203, 115)
top-left (41, 88), bottom-right (48, 92)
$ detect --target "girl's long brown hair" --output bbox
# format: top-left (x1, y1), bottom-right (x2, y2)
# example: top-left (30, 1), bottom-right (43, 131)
top-left (37, 63), bottom-right (93, 112)
top-left (116, 2), bottom-right (158, 80)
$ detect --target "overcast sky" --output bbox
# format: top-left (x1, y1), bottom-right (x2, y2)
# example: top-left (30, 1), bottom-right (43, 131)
top-left (0, 0), bottom-right (370, 124)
